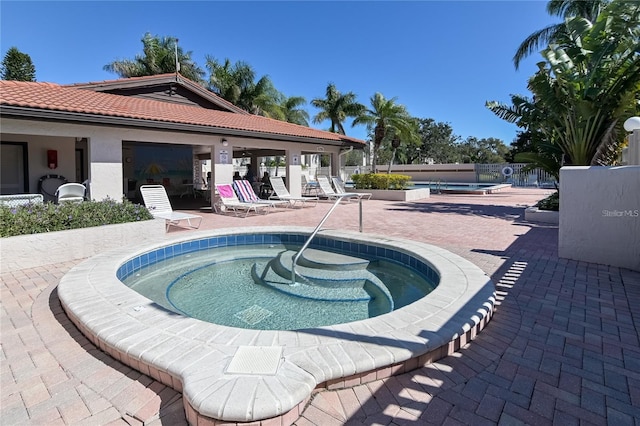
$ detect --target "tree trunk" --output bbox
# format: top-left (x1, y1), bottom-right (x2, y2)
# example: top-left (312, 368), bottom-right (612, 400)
top-left (387, 148), bottom-right (397, 174)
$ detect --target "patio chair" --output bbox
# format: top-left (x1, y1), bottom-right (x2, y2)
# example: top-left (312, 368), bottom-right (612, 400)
top-left (331, 176), bottom-right (372, 200)
top-left (269, 176), bottom-right (318, 207)
top-left (140, 184), bottom-right (202, 231)
top-left (301, 174), bottom-right (320, 195)
top-left (55, 183), bottom-right (86, 204)
top-left (215, 183), bottom-right (270, 217)
top-left (316, 176), bottom-right (366, 202)
top-left (232, 179), bottom-right (290, 209)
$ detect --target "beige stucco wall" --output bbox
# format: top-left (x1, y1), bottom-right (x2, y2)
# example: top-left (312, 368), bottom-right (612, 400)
top-left (389, 164), bottom-right (477, 182)
top-left (559, 166), bottom-right (640, 271)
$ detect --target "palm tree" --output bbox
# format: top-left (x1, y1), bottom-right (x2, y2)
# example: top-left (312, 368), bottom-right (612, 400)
top-left (489, 0), bottom-right (640, 172)
top-left (104, 33), bottom-right (205, 83)
top-left (353, 93), bottom-right (419, 172)
top-left (278, 96), bottom-right (310, 126)
top-left (311, 83), bottom-right (365, 134)
top-left (513, 0), bottom-right (609, 69)
top-left (206, 56), bottom-right (282, 118)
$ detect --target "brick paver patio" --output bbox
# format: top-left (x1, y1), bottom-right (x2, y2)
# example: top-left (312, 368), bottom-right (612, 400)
top-left (2, 188), bottom-right (639, 425)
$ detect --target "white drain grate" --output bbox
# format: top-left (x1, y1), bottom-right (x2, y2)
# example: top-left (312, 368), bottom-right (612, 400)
top-left (226, 346), bottom-right (283, 375)
top-left (234, 305), bottom-right (273, 325)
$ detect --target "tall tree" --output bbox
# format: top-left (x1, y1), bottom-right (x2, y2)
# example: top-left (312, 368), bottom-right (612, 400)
top-left (489, 0), bottom-right (640, 173)
top-left (513, 0), bottom-right (608, 69)
top-left (1, 47), bottom-right (36, 81)
top-left (311, 83), bottom-right (365, 134)
top-left (458, 137), bottom-right (510, 164)
top-left (278, 95), bottom-right (310, 126)
top-left (413, 118), bottom-right (462, 164)
top-left (104, 33), bottom-right (205, 83)
top-left (353, 93), bottom-right (418, 172)
top-left (206, 57), bottom-right (282, 118)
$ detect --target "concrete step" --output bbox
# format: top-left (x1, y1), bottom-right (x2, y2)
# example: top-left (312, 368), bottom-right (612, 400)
top-left (251, 249), bottom-right (394, 310)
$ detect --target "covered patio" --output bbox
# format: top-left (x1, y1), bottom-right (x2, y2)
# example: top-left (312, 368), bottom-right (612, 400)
top-left (0, 74), bottom-right (364, 205)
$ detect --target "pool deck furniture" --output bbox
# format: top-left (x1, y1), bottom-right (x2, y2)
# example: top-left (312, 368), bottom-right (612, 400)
top-left (215, 183), bottom-right (270, 217)
top-left (55, 183), bottom-right (86, 204)
top-left (317, 175), bottom-right (366, 201)
top-left (331, 176), bottom-right (372, 200)
top-left (140, 184), bottom-right (202, 232)
top-left (301, 174), bottom-right (320, 195)
top-left (269, 176), bottom-right (318, 207)
top-left (232, 179), bottom-right (290, 209)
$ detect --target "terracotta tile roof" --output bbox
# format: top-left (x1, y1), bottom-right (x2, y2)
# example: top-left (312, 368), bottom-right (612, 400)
top-left (0, 80), bottom-right (365, 145)
top-left (64, 73), bottom-right (250, 115)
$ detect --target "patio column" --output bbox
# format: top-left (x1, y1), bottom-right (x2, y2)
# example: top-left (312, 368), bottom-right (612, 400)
top-left (286, 149), bottom-right (303, 197)
top-left (210, 139), bottom-right (233, 207)
top-left (87, 136), bottom-right (123, 201)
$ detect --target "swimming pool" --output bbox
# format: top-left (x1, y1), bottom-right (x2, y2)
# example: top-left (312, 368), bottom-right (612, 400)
top-left (58, 226), bottom-right (496, 424)
top-left (412, 182), bottom-right (511, 194)
top-left (120, 240), bottom-right (436, 330)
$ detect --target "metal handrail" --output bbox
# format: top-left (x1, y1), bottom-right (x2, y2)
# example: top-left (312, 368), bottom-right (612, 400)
top-left (291, 193), bottom-right (360, 285)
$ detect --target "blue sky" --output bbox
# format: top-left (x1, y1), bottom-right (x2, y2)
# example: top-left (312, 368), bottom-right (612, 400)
top-left (1, 1), bottom-right (558, 145)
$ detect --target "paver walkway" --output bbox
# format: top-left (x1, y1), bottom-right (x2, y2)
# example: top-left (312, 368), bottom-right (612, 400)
top-left (1, 188), bottom-right (639, 425)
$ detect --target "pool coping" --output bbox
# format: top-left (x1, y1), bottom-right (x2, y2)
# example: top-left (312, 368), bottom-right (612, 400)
top-left (57, 226), bottom-right (496, 424)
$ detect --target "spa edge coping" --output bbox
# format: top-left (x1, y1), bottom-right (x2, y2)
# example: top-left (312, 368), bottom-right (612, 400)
top-left (57, 226), bottom-right (496, 423)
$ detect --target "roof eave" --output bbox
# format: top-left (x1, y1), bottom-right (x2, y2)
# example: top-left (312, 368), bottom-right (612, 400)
top-left (0, 106), bottom-right (354, 146)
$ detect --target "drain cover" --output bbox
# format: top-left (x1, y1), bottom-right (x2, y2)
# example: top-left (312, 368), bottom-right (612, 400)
top-left (226, 346), bottom-right (283, 375)
top-left (234, 305), bottom-right (273, 325)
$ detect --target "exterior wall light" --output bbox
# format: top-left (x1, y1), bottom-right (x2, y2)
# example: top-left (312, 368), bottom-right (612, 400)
top-left (623, 117), bottom-right (640, 165)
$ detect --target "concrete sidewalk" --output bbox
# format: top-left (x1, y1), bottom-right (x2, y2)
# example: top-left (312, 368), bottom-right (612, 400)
top-left (2, 188), bottom-right (639, 425)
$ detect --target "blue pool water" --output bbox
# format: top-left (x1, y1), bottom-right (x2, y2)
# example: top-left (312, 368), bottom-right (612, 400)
top-left (408, 182), bottom-right (510, 194)
top-left (118, 234), bottom-right (438, 330)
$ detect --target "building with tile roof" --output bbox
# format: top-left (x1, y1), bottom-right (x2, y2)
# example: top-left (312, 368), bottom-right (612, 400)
top-left (1, 74), bottom-right (365, 203)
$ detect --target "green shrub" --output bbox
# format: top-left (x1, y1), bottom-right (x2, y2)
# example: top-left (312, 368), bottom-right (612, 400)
top-left (351, 173), bottom-right (411, 190)
top-left (536, 192), bottom-right (559, 211)
top-left (0, 198), bottom-right (154, 237)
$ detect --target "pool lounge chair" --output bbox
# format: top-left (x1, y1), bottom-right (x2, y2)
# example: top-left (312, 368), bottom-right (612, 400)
top-left (140, 184), bottom-right (202, 232)
top-left (331, 176), bottom-right (372, 201)
top-left (269, 176), bottom-right (318, 207)
top-left (301, 174), bottom-right (320, 195)
top-left (316, 175), bottom-right (367, 202)
top-left (215, 183), bottom-right (270, 217)
top-left (232, 179), bottom-right (290, 209)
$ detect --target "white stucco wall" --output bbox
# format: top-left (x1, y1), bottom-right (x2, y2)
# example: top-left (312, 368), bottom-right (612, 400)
top-left (559, 166), bottom-right (640, 271)
top-left (1, 117), bottom-right (352, 202)
top-left (2, 133), bottom-right (76, 193)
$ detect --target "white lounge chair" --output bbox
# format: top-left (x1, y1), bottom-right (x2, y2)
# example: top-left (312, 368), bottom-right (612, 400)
top-left (215, 183), bottom-right (270, 217)
top-left (331, 176), bottom-right (372, 200)
top-left (269, 176), bottom-right (318, 207)
top-left (140, 184), bottom-right (202, 231)
top-left (232, 179), bottom-right (290, 209)
top-left (317, 176), bottom-right (366, 202)
top-left (55, 183), bottom-right (86, 204)
top-left (301, 174), bottom-right (320, 195)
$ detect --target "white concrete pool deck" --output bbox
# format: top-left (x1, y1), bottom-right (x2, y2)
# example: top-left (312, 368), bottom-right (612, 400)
top-left (57, 227), bottom-right (495, 424)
